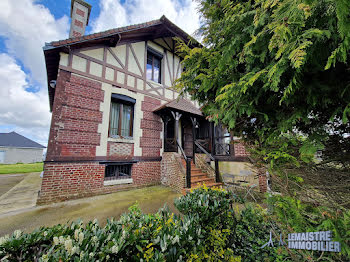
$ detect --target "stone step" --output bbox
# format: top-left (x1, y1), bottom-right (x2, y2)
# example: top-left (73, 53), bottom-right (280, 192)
top-left (191, 177), bottom-right (215, 185)
top-left (191, 173), bottom-right (208, 179)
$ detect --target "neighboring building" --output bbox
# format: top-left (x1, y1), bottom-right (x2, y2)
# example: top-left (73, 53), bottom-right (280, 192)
top-left (38, 0), bottom-right (254, 204)
top-left (0, 132), bottom-right (45, 164)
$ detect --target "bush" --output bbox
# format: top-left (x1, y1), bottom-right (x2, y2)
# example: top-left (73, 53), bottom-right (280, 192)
top-left (0, 187), bottom-right (348, 261)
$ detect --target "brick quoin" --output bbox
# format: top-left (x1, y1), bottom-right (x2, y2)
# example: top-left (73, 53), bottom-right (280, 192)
top-left (73, 31), bottom-right (82, 37)
top-left (45, 72), bottom-right (104, 161)
top-left (76, 8), bottom-right (85, 17)
top-left (74, 19), bottom-right (84, 28)
top-left (139, 96), bottom-right (163, 157)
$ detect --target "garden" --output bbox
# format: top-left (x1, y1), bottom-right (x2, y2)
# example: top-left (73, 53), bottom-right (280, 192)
top-left (0, 186), bottom-right (349, 261)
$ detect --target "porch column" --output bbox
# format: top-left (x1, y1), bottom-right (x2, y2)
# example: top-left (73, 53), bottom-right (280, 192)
top-left (161, 115), bottom-right (170, 152)
top-left (171, 111), bottom-right (182, 144)
top-left (190, 117), bottom-right (197, 163)
top-left (210, 122), bottom-right (215, 156)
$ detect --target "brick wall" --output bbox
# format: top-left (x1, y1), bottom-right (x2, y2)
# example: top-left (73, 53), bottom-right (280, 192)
top-left (37, 160), bottom-right (161, 204)
top-left (161, 152), bottom-right (185, 193)
top-left (258, 169), bottom-right (268, 193)
top-left (46, 71), bottom-right (104, 161)
top-left (233, 140), bottom-right (249, 157)
top-left (140, 97), bottom-right (163, 157)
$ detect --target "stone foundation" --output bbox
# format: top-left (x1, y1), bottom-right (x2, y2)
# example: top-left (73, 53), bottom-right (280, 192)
top-left (161, 152), bottom-right (185, 193)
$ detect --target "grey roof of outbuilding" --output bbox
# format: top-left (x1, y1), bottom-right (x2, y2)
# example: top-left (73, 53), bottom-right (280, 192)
top-left (0, 132), bottom-right (45, 149)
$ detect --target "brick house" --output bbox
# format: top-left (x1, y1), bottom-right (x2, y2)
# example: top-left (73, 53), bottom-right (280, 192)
top-left (38, 0), bottom-right (254, 204)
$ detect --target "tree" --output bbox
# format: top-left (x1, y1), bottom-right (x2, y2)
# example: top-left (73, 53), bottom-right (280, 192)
top-left (176, 0), bottom-right (350, 167)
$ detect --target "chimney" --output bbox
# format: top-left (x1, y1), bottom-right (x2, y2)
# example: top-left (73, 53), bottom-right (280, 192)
top-left (69, 0), bottom-right (92, 38)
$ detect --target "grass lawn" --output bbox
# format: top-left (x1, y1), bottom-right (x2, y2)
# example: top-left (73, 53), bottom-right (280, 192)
top-left (0, 162), bottom-right (43, 174)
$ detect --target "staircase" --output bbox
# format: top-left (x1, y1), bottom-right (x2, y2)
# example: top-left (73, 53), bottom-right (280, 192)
top-left (181, 159), bottom-right (223, 193)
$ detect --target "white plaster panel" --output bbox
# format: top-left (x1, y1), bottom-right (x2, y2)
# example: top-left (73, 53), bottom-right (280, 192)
top-left (59, 52), bottom-right (69, 66)
top-left (164, 51), bottom-right (172, 87)
top-left (165, 89), bottom-right (173, 100)
top-left (81, 48), bottom-right (104, 61)
top-left (90, 62), bottom-right (103, 77)
top-left (137, 79), bottom-right (144, 90)
top-left (106, 50), bottom-right (123, 68)
top-left (132, 42), bottom-right (145, 74)
top-left (147, 41), bottom-right (164, 53)
top-left (128, 48), bottom-right (142, 76)
top-left (96, 82), bottom-right (145, 157)
top-left (110, 45), bottom-right (126, 66)
top-left (153, 38), bottom-right (169, 51)
top-left (117, 71), bottom-right (125, 85)
top-left (72, 55), bottom-right (87, 72)
top-left (174, 56), bottom-right (181, 80)
top-left (105, 67), bottom-right (114, 81)
top-left (127, 75), bottom-right (135, 87)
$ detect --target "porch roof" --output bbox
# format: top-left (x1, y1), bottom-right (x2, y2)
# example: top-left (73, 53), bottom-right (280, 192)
top-left (153, 98), bottom-right (203, 117)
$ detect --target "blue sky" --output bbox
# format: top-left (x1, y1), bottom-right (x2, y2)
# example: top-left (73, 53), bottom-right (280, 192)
top-left (0, 0), bottom-right (200, 146)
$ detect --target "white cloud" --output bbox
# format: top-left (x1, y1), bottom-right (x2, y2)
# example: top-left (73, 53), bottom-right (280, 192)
top-left (0, 54), bottom-right (50, 146)
top-left (0, 0), bottom-right (69, 86)
top-left (92, 0), bottom-right (201, 37)
top-left (0, 0), bottom-right (70, 145)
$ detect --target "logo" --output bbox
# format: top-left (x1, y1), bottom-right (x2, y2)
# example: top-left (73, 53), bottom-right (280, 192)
top-left (261, 230), bottom-right (341, 252)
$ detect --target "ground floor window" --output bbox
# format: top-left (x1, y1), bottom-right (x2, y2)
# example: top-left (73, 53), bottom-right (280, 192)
top-left (104, 164), bottom-right (132, 181)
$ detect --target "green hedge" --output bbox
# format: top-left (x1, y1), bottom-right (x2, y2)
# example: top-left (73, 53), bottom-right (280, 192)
top-left (0, 186), bottom-right (348, 261)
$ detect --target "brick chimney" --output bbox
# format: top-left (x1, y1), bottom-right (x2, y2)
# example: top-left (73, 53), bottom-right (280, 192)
top-left (69, 0), bottom-right (92, 38)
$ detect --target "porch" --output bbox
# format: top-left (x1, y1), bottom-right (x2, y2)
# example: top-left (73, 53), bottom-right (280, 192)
top-left (154, 98), bottom-right (247, 190)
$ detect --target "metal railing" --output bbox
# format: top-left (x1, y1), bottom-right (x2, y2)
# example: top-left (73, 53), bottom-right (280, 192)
top-left (194, 141), bottom-right (221, 183)
top-left (176, 139), bottom-right (192, 188)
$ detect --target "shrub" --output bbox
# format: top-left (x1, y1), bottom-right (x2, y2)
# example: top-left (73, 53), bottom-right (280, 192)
top-left (0, 187), bottom-right (348, 261)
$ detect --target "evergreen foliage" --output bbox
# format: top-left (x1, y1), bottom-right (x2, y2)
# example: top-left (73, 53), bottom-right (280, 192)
top-left (176, 0), bottom-right (350, 167)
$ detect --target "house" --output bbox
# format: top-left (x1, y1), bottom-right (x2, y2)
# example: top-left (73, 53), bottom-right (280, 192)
top-left (0, 132), bottom-right (45, 164)
top-left (38, 0), bottom-right (258, 204)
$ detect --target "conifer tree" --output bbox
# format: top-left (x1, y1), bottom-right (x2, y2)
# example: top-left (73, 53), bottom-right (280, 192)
top-left (177, 0), bottom-right (350, 167)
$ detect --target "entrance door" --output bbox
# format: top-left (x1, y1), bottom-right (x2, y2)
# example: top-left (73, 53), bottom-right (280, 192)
top-left (164, 119), bottom-right (177, 152)
top-left (0, 151), bottom-right (5, 163)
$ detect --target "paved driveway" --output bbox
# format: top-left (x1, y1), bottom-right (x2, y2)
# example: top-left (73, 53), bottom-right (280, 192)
top-left (0, 174), bottom-right (26, 197)
top-left (0, 186), bottom-right (181, 236)
top-left (0, 172), bottom-right (41, 214)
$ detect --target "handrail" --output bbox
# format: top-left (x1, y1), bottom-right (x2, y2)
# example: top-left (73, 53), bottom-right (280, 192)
top-left (194, 141), bottom-right (215, 161)
top-left (194, 140), bottom-right (221, 183)
top-left (176, 139), bottom-right (191, 188)
top-left (176, 140), bottom-right (187, 161)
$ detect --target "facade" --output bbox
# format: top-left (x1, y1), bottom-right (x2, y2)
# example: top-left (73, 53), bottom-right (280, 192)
top-left (0, 132), bottom-right (45, 164)
top-left (38, 0), bottom-right (254, 204)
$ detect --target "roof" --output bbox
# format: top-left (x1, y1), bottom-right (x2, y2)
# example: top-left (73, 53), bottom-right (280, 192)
top-left (0, 132), bottom-right (45, 149)
top-left (154, 98), bottom-right (203, 117)
top-left (46, 15), bottom-right (198, 49)
top-left (44, 15), bottom-right (201, 112)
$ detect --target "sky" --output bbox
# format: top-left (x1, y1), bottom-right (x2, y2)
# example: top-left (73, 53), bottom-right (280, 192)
top-left (0, 0), bottom-right (201, 146)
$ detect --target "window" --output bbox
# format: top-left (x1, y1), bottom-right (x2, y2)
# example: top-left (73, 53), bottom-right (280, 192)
top-left (109, 94), bottom-right (135, 138)
top-left (105, 164), bottom-right (132, 181)
top-left (146, 48), bottom-right (162, 83)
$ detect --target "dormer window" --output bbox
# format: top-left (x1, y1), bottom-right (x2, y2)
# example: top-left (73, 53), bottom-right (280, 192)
top-left (146, 48), bottom-right (162, 83)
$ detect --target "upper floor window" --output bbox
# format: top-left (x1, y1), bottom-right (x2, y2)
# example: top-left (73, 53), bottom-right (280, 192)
top-left (109, 94), bottom-right (135, 139)
top-left (146, 48), bottom-right (162, 83)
